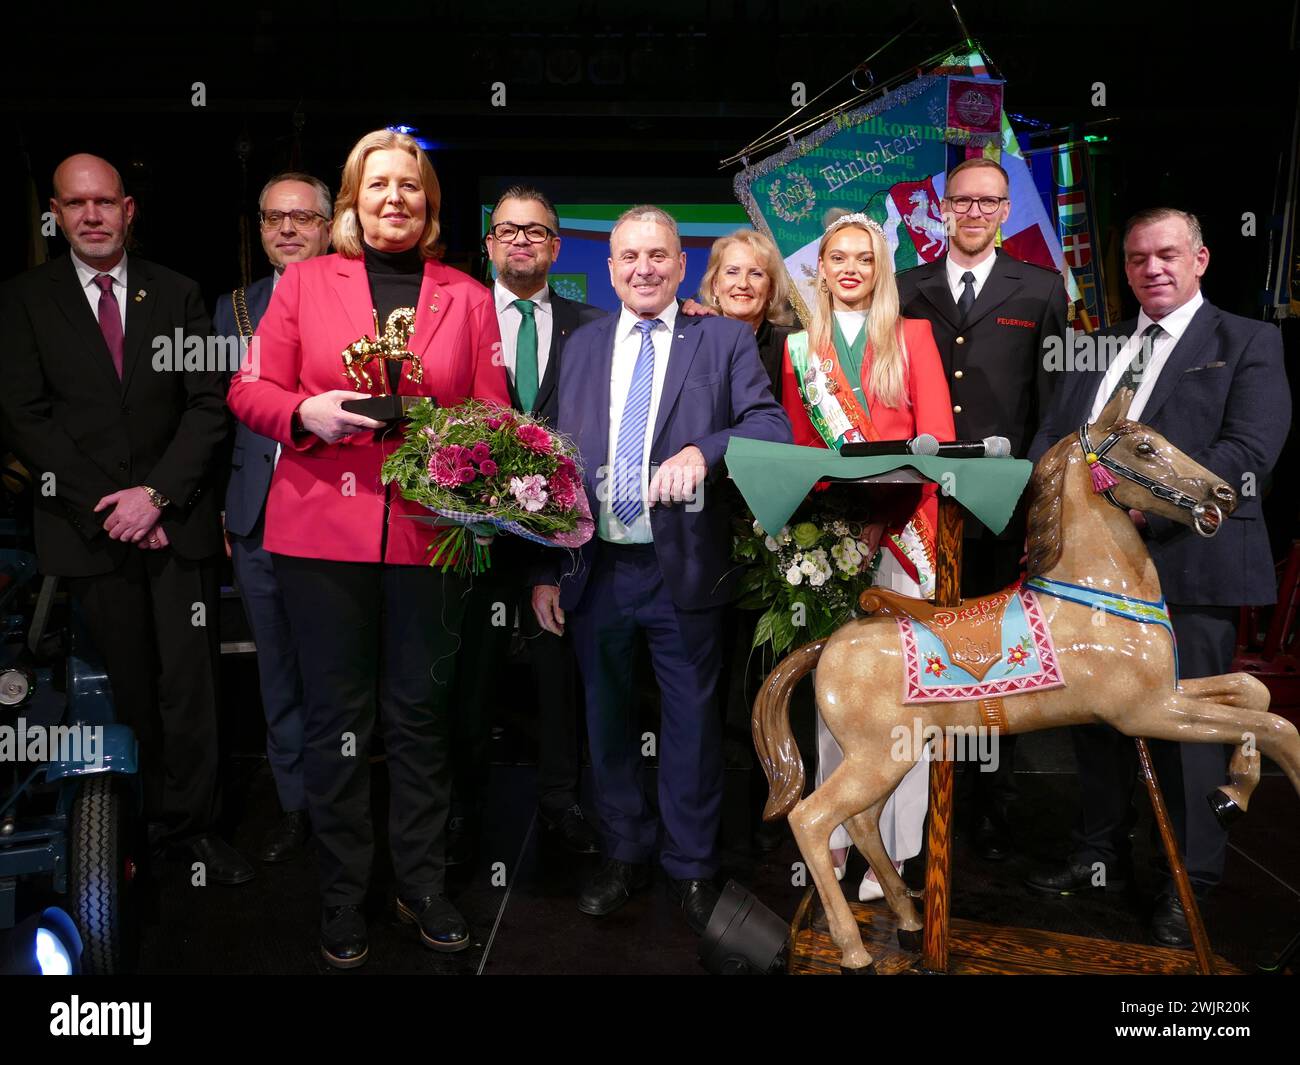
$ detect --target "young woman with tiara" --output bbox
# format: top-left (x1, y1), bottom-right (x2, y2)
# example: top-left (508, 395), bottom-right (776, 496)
top-left (779, 212), bottom-right (955, 901)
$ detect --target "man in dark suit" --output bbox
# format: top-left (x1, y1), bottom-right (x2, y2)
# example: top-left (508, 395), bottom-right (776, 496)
top-left (531, 205), bottom-right (792, 934)
top-left (448, 185), bottom-right (605, 863)
top-left (216, 171), bottom-right (333, 862)
top-left (896, 157), bottom-right (1069, 859)
top-left (1024, 208), bottom-right (1290, 946)
top-left (0, 153), bottom-right (252, 883)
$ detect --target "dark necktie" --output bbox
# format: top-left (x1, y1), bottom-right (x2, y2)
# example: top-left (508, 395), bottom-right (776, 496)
top-left (514, 299), bottom-right (539, 412)
top-left (957, 270), bottom-right (976, 321)
top-left (94, 274), bottom-right (124, 378)
top-left (1106, 322), bottom-right (1164, 404)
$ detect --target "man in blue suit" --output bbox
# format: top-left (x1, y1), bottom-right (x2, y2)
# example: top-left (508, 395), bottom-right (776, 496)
top-left (215, 172), bottom-right (333, 862)
top-left (1024, 208), bottom-right (1291, 946)
top-left (531, 205), bottom-right (792, 934)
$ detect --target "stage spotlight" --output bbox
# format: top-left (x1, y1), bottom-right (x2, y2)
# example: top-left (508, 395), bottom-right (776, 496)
top-left (0, 908), bottom-right (83, 975)
top-left (385, 124), bottom-right (437, 151)
top-left (699, 880), bottom-right (788, 975)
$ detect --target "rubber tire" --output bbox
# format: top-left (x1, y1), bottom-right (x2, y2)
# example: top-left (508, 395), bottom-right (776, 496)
top-left (68, 774), bottom-right (135, 974)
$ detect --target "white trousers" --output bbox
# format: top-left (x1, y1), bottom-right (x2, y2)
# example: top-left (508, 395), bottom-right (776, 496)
top-left (815, 549), bottom-right (929, 859)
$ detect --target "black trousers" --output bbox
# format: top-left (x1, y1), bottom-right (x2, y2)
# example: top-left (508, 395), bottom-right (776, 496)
top-left (273, 556), bottom-right (468, 907)
top-left (1070, 604), bottom-right (1238, 892)
top-left (451, 560), bottom-right (582, 817)
top-left (68, 550), bottom-right (221, 843)
top-left (961, 535), bottom-right (1025, 817)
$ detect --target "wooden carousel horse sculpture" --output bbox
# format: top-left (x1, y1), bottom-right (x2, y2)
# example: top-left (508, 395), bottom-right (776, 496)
top-left (753, 389), bottom-right (1300, 974)
top-left (341, 307), bottom-right (422, 393)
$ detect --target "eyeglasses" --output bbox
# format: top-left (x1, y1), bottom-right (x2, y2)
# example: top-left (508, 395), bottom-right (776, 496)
top-left (258, 209), bottom-right (329, 230)
top-left (488, 221), bottom-right (556, 244)
top-left (944, 196), bottom-right (1008, 216)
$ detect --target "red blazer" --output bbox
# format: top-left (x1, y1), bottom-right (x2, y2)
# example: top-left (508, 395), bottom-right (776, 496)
top-left (227, 253), bottom-right (509, 565)
top-left (780, 316), bottom-right (955, 534)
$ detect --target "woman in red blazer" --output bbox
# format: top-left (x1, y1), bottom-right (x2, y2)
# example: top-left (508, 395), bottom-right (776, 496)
top-left (228, 130), bottom-right (508, 970)
top-left (778, 213), bottom-right (955, 905)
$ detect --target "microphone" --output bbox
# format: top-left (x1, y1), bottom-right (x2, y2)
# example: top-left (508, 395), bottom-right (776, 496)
top-left (840, 435), bottom-right (1012, 459)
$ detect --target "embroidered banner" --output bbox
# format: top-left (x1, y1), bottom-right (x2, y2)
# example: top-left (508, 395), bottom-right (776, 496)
top-left (899, 584), bottom-right (1065, 703)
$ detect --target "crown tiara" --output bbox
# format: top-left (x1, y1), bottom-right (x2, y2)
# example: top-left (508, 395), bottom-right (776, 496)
top-left (825, 212), bottom-right (884, 236)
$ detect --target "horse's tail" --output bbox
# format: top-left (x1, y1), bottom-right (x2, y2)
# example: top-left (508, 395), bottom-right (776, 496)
top-left (753, 637), bottom-right (827, 822)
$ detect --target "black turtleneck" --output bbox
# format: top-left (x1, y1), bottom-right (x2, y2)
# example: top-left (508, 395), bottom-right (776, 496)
top-left (363, 241), bottom-right (423, 393)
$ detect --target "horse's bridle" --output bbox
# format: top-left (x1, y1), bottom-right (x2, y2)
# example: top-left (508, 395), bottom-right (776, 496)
top-left (1078, 424), bottom-right (1224, 538)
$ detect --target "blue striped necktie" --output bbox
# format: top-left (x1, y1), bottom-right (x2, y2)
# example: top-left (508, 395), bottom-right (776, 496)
top-left (612, 318), bottom-right (660, 527)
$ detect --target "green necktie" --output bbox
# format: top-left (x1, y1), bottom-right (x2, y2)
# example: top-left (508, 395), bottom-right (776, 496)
top-left (514, 299), bottom-right (539, 412)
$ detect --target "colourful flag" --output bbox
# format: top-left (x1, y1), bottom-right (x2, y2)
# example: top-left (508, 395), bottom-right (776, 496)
top-left (887, 178), bottom-right (948, 264)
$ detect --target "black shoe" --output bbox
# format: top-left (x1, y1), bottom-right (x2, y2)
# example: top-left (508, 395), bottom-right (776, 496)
top-left (1025, 857), bottom-right (1130, 895)
top-left (321, 905), bottom-right (368, 969)
top-left (577, 859), bottom-right (650, 917)
top-left (539, 803), bottom-right (601, 855)
top-left (1151, 893), bottom-right (1195, 949)
top-left (182, 835), bottom-right (255, 885)
top-left (667, 877), bottom-right (721, 936)
top-left (973, 814), bottom-right (1012, 861)
top-left (445, 815), bottom-right (479, 869)
top-left (396, 894), bottom-right (471, 953)
top-left (260, 810), bottom-right (310, 864)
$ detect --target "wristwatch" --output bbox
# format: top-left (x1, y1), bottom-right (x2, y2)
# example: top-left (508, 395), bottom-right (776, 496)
top-left (142, 485), bottom-right (170, 510)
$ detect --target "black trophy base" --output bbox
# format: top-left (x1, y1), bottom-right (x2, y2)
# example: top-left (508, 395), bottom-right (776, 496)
top-left (341, 395), bottom-right (429, 424)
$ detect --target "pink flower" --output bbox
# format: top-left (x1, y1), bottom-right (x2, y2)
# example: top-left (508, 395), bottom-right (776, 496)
top-left (548, 464), bottom-right (578, 510)
top-left (428, 444), bottom-right (473, 488)
top-left (516, 423), bottom-right (554, 454)
top-left (457, 464), bottom-right (477, 484)
top-left (479, 459), bottom-right (499, 477)
top-left (509, 474), bottom-right (549, 512)
top-left (471, 442), bottom-right (491, 463)
top-left (486, 413), bottom-right (517, 431)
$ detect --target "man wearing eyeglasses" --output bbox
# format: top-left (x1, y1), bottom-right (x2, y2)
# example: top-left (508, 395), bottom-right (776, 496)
top-left (215, 172), bottom-right (332, 863)
top-left (447, 186), bottom-right (605, 867)
top-left (896, 157), bottom-right (1068, 861)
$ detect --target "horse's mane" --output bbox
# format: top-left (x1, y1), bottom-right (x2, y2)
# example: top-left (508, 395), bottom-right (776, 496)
top-left (1024, 433), bottom-right (1075, 578)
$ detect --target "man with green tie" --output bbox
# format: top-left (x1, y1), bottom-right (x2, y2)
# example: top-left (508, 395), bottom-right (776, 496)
top-left (447, 186), bottom-right (605, 865)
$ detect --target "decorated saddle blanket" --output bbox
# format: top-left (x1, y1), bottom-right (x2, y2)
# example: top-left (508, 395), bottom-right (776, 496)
top-left (875, 582), bottom-right (1066, 704)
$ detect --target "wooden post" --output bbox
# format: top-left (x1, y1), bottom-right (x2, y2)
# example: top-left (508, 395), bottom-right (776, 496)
top-left (921, 493), bottom-right (964, 972)
top-left (1134, 738), bottom-right (1215, 974)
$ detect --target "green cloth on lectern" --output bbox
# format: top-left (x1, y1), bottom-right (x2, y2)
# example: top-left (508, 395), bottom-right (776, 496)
top-left (725, 437), bottom-right (1033, 537)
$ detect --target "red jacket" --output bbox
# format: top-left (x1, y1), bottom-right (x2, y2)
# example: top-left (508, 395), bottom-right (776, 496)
top-left (226, 253), bottom-right (509, 565)
top-left (780, 316), bottom-right (955, 534)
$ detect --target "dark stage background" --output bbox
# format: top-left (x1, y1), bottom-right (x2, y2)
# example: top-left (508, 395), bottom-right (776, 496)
top-left (0, 1), bottom-right (1293, 316)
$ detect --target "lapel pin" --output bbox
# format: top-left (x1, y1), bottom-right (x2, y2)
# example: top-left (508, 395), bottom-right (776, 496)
top-left (429, 292), bottom-right (441, 314)
top-left (677, 333), bottom-right (684, 340)
top-left (134, 289), bottom-right (147, 302)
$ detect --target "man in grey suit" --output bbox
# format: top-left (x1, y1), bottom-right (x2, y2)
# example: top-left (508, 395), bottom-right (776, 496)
top-left (1024, 208), bottom-right (1291, 946)
top-left (215, 172), bottom-right (332, 861)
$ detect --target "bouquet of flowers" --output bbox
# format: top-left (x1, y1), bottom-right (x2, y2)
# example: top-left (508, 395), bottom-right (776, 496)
top-left (382, 399), bottom-right (593, 575)
top-left (733, 511), bottom-right (883, 656)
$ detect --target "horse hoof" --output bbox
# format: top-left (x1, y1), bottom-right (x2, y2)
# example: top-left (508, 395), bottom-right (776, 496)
top-left (897, 927), bottom-right (924, 952)
top-left (840, 962), bottom-right (877, 975)
top-left (1207, 789), bottom-right (1244, 828)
